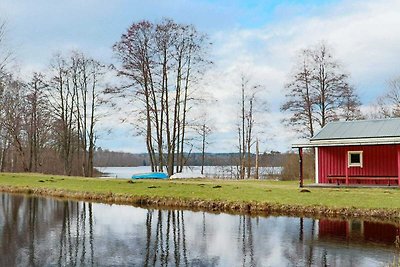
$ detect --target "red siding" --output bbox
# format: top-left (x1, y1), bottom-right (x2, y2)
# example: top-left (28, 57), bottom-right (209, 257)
top-left (318, 219), bottom-right (349, 240)
top-left (363, 221), bottom-right (400, 245)
top-left (318, 145), bottom-right (399, 184)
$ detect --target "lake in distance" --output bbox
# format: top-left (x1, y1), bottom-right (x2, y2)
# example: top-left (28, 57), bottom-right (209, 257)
top-left (0, 193), bottom-right (398, 266)
top-left (96, 166), bottom-right (282, 179)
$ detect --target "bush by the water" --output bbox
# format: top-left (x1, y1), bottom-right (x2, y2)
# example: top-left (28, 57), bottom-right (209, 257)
top-left (280, 150), bottom-right (315, 182)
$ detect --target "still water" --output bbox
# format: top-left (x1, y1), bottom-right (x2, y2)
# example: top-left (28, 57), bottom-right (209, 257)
top-left (0, 193), bottom-right (398, 266)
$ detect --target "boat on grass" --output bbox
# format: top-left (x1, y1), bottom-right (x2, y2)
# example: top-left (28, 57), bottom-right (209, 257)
top-left (131, 172), bottom-right (169, 179)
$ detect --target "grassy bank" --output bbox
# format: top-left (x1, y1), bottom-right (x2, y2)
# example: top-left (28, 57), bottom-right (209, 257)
top-left (0, 173), bottom-right (399, 221)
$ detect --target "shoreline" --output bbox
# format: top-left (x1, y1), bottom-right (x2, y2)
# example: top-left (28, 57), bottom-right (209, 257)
top-left (1, 184), bottom-right (399, 224)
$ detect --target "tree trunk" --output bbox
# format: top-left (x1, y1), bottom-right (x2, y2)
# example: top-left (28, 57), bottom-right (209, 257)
top-left (201, 124), bottom-right (206, 175)
top-left (255, 139), bottom-right (259, 179)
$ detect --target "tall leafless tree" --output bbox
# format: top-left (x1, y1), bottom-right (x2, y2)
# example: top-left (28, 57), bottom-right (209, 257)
top-left (47, 51), bottom-right (107, 176)
top-left (113, 19), bottom-right (211, 176)
top-left (281, 42), bottom-right (361, 138)
top-left (237, 75), bottom-right (264, 179)
top-left (281, 50), bottom-right (315, 137)
top-left (26, 73), bottom-right (51, 172)
top-left (48, 53), bottom-right (76, 175)
top-left (1, 74), bottom-right (28, 171)
top-left (0, 21), bottom-right (12, 74)
top-left (69, 51), bottom-right (107, 177)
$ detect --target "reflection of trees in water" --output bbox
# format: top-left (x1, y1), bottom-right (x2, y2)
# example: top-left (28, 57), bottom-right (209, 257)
top-left (144, 210), bottom-right (189, 266)
top-left (1, 193), bottom-right (23, 266)
top-left (285, 217), bottom-right (349, 266)
top-left (28, 197), bottom-right (37, 266)
top-left (0, 194), bottom-right (94, 266)
top-left (142, 209), bottom-right (219, 266)
top-left (1, 193), bottom-right (397, 266)
top-left (57, 201), bottom-right (95, 266)
top-left (284, 218), bottom-right (335, 266)
top-left (237, 215), bottom-right (256, 267)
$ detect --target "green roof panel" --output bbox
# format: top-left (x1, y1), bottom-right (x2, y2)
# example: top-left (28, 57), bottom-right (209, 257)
top-left (311, 118), bottom-right (400, 141)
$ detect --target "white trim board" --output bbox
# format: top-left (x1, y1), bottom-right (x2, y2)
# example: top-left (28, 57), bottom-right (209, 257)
top-left (315, 147), bottom-right (319, 184)
top-left (293, 137), bottom-right (400, 148)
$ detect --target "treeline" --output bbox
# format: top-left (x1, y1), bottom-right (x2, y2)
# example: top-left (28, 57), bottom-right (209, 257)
top-left (0, 51), bottom-right (108, 176)
top-left (94, 149), bottom-right (149, 167)
top-left (2, 17), bottom-right (400, 180)
top-left (0, 18), bottom-right (215, 177)
top-left (94, 149), bottom-right (286, 167)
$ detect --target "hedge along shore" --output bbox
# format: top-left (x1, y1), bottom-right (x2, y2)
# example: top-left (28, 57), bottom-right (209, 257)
top-left (0, 173), bottom-right (399, 223)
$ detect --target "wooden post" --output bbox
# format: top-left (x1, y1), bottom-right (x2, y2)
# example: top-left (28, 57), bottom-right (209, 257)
top-left (299, 147), bottom-right (303, 188)
top-left (397, 145), bottom-right (400, 187)
top-left (345, 150), bottom-right (349, 185)
top-left (255, 139), bottom-right (259, 180)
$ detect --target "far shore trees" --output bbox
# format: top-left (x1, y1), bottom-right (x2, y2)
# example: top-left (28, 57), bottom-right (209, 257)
top-left (113, 19), bottom-right (211, 176)
top-left (281, 42), bottom-right (362, 138)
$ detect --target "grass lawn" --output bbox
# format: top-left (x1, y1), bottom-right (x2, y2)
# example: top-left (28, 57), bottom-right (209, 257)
top-left (0, 172), bottom-right (399, 213)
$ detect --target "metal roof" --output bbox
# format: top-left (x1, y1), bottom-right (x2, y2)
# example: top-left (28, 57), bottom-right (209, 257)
top-left (292, 118), bottom-right (400, 148)
top-left (311, 118), bottom-right (400, 141)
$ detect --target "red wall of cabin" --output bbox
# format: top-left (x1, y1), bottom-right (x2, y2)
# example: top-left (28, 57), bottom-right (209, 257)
top-left (318, 145), bottom-right (398, 184)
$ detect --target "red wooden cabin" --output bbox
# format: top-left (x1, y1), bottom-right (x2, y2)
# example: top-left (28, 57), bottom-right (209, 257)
top-left (293, 118), bottom-right (400, 187)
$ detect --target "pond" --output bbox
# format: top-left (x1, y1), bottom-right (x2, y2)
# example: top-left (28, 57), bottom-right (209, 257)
top-left (0, 193), bottom-right (398, 266)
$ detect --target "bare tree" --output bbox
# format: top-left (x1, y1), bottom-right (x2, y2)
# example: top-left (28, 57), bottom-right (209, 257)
top-left (1, 74), bottom-right (29, 171)
top-left (0, 22), bottom-right (108, 175)
top-left (26, 73), bottom-right (51, 172)
top-left (340, 85), bottom-right (363, 120)
top-left (0, 21), bottom-right (12, 170)
top-left (48, 53), bottom-right (76, 175)
top-left (113, 19), bottom-right (211, 176)
top-left (0, 72), bottom-right (56, 173)
top-left (281, 50), bottom-right (315, 137)
top-left (195, 113), bottom-right (213, 175)
top-left (0, 21), bottom-right (12, 73)
top-left (281, 42), bottom-right (361, 138)
top-left (47, 51), bottom-right (107, 176)
top-left (255, 138), bottom-right (259, 180)
top-left (70, 51), bottom-right (107, 177)
top-left (376, 77), bottom-right (400, 118)
top-left (237, 75), bottom-right (264, 179)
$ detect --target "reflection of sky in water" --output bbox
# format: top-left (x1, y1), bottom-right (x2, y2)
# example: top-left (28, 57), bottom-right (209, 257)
top-left (0, 193), bottom-right (397, 266)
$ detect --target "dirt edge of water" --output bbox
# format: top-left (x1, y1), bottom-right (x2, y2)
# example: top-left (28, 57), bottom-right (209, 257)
top-left (1, 185), bottom-right (399, 223)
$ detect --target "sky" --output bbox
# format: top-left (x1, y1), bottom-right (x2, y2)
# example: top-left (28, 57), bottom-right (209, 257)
top-left (1, 0), bottom-right (400, 153)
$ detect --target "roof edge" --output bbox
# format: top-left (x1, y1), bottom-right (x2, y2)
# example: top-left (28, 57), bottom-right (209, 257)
top-left (309, 137), bottom-right (400, 147)
top-left (293, 137), bottom-right (400, 148)
top-left (292, 142), bottom-right (313, 148)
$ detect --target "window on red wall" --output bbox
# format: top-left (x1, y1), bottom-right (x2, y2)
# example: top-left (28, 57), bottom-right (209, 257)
top-left (348, 151), bottom-right (363, 168)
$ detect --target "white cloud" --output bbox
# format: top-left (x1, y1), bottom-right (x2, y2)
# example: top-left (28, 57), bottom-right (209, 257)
top-left (201, 0), bottom-right (400, 152)
top-left (2, 0), bottom-right (400, 153)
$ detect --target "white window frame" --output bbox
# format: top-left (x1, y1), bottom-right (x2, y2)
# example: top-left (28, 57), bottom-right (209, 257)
top-left (348, 151), bottom-right (363, 168)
